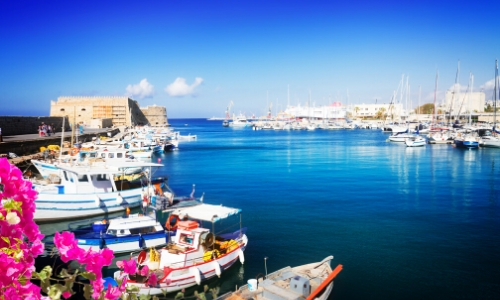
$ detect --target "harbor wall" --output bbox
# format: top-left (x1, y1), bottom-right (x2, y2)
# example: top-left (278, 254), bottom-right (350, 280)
top-left (0, 116), bottom-right (71, 136)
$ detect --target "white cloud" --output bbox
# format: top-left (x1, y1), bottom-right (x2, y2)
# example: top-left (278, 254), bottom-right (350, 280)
top-left (479, 78), bottom-right (500, 100)
top-left (165, 77), bottom-right (204, 97)
top-left (126, 78), bottom-right (155, 99)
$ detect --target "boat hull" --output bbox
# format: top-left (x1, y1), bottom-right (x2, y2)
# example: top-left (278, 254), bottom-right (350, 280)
top-left (34, 188), bottom-right (142, 222)
top-left (454, 140), bottom-right (479, 149)
top-left (117, 243), bottom-right (247, 295)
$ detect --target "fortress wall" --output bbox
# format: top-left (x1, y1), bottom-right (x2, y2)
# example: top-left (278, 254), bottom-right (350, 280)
top-left (0, 116), bottom-right (70, 136)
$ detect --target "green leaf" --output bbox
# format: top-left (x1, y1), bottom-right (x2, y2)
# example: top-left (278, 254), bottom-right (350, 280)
top-left (204, 285), bottom-right (209, 293)
top-left (174, 291), bottom-right (185, 299)
top-left (80, 271), bottom-right (97, 281)
top-left (58, 268), bottom-right (70, 278)
top-left (126, 285), bottom-right (141, 293)
top-left (83, 284), bottom-right (93, 300)
top-left (18, 275), bottom-right (28, 286)
top-left (138, 294), bottom-right (152, 300)
top-left (1, 237), bottom-right (10, 245)
top-left (47, 283), bottom-right (65, 300)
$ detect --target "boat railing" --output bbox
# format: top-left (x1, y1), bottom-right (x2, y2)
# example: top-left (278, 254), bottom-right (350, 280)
top-left (67, 216), bottom-right (109, 231)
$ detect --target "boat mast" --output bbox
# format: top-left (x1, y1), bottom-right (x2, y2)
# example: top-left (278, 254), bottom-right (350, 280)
top-left (59, 116), bottom-right (65, 161)
top-left (494, 59), bottom-right (498, 131)
top-left (469, 73), bottom-right (473, 125)
top-left (449, 60), bottom-right (460, 124)
top-left (433, 70), bottom-right (439, 125)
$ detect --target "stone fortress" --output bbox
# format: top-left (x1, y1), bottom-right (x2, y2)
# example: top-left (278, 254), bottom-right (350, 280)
top-left (49, 96), bottom-right (168, 128)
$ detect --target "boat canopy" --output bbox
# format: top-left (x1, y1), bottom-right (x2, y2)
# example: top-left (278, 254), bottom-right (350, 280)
top-left (170, 203), bottom-right (241, 222)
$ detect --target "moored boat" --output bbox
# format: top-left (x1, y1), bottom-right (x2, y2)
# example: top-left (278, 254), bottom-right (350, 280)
top-left (115, 203), bottom-right (248, 295)
top-left (405, 136), bottom-right (426, 147)
top-left (217, 256), bottom-right (342, 300)
top-left (32, 162), bottom-right (169, 222)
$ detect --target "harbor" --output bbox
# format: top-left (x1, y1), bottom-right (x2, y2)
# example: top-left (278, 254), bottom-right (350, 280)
top-left (2, 1), bottom-right (500, 299)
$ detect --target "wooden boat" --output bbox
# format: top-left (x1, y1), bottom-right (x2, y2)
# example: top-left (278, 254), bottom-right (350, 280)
top-left (218, 256), bottom-right (342, 300)
top-left (114, 203), bottom-right (248, 295)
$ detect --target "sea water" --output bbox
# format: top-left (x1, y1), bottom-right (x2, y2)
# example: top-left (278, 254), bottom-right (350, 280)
top-left (157, 119), bottom-right (499, 299)
top-left (40, 119), bottom-right (500, 299)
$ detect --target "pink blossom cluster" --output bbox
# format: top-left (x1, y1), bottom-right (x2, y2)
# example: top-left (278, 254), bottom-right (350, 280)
top-left (54, 231), bottom-right (128, 299)
top-left (0, 158), bottom-right (44, 299)
top-left (0, 158), bottom-right (153, 299)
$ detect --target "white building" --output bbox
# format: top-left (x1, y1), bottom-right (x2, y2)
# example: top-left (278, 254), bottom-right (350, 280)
top-left (350, 103), bottom-right (405, 120)
top-left (444, 91), bottom-right (485, 114)
top-left (284, 102), bottom-right (347, 120)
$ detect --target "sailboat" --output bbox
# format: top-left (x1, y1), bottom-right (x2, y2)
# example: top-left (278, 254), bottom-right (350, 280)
top-left (481, 60), bottom-right (500, 148)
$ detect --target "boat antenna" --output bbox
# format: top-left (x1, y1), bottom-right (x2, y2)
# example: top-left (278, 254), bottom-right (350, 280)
top-left (190, 184), bottom-right (196, 199)
top-left (264, 256), bottom-right (268, 279)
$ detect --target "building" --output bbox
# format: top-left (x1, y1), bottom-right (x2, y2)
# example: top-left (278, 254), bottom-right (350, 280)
top-left (285, 102), bottom-right (347, 120)
top-left (50, 96), bottom-right (151, 127)
top-left (350, 103), bottom-right (405, 120)
top-left (140, 104), bottom-right (169, 126)
top-left (444, 91), bottom-right (485, 115)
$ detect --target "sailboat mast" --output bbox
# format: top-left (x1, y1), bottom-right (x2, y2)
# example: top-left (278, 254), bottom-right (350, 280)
top-left (494, 59), bottom-right (498, 130)
top-left (433, 70), bottom-right (439, 125)
top-left (449, 60), bottom-right (460, 124)
top-left (469, 74), bottom-right (473, 125)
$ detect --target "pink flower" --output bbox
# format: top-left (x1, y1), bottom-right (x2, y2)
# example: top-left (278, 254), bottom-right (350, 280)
top-left (118, 259), bottom-right (137, 275)
top-left (147, 272), bottom-right (158, 287)
top-left (140, 265), bottom-right (149, 276)
top-left (104, 283), bottom-right (123, 300)
top-left (62, 291), bottom-right (72, 299)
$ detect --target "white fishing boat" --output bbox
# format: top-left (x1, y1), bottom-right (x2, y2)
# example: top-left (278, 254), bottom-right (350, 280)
top-left (230, 118), bottom-right (250, 127)
top-left (427, 131), bottom-right (455, 144)
top-left (388, 131), bottom-right (414, 142)
top-left (32, 148), bottom-right (141, 178)
top-left (32, 162), bottom-right (168, 222)
top-left (217, 256), bottom-right (342, 300)
top-left (405, 136), bottom-right (426, 147)
top-left (115, 203), bottom-right (248, 295)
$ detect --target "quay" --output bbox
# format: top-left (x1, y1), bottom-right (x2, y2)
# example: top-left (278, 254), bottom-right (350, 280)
top-left (0, 127), bottom-right (120, 167)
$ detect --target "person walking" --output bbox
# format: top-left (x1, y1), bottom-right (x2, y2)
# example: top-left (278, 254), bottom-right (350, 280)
top-left (47, 124), bottom-right (52, 136)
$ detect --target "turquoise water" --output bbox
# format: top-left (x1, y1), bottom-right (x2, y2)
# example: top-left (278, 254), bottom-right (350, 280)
top-left (155, 119), bottom-right (499, 300)
top-left (38, 118), bottom-right (500, 299)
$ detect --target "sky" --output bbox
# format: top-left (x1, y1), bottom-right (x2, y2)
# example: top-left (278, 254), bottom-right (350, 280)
top-left (1, 0), bottom-right (499, 118)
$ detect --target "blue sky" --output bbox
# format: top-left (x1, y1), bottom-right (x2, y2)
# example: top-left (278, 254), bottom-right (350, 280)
top-left (1, 0), bottom-right (499, 118)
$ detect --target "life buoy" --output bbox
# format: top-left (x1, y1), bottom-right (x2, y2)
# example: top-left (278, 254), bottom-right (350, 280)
top-left (70, 148), bottom-right (79, 156)
top-left (165, 214), bottom-right (179, 231)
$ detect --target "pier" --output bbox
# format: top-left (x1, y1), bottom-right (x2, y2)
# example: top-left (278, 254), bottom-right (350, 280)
top-left (0, 127), bottom-right (119, 166)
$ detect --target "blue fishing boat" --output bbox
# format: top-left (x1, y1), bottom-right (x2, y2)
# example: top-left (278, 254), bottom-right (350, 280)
top-left (454, 133), bottom-right (480, 149)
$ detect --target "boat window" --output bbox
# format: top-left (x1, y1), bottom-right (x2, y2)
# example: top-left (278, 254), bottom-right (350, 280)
top-left (96, 174), bottom-right (109, 181)
top-left (100, 153), bottom-right (106, 158)
top-left (107, 230), bottom-right (117, 235)
top-left (78, 174), bottom-right (89, 182)
top-left (179, 233), bottom-right (194, 245)
top-left (108, 153), bottom-right (115, 158)
top-left (117, 153), bottom-right (123, 158)
top-left (129, 227), bottom-right (156, 234)
top-left (63, 171), bottom-right (68, 181)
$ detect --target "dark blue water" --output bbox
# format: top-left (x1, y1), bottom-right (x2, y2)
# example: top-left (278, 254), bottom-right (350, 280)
top-left (153, 119), bottom-right (499, 300)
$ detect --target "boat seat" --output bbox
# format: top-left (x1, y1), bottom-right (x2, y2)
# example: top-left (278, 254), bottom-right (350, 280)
top-left (275, 271), bottom-right (296, 281)
top-left (261, 281), bottom-right (301, 300)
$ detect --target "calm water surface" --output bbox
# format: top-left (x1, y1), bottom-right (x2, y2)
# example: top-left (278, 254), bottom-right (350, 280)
top-left (41, 118), bottom-right (500, 299)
